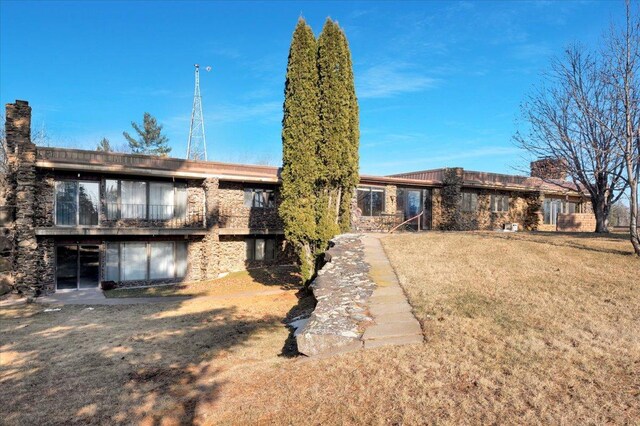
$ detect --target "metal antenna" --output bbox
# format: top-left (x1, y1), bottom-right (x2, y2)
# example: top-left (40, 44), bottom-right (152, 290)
top-left (186, 64), bottom-right (211, 160)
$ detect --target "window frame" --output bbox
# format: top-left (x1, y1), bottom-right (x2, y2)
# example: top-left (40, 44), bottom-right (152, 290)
top-left (246, 237), bottom-right (276, 261)
top-left (105, 178), bottom-right (188, 221)
top-left (490, 194), bottom-right (510, 213)
top-left (461, 191), bottom-right (478, 213)
top-left (243, 188), bottom-right (276, 208)
top-left (357, 186), bottom-right (385, 217)
top-left (54, 179), bottom-right (101, 227)
top-left (104, 240), bottom-right (188, 283)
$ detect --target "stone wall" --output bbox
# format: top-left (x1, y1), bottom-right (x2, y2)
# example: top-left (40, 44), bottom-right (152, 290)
top-left (557, 213), bottom-right (596, 232)
top-left (37, 238), bottom-right (55, 294)
top-left (6, 101), bottom-right (40, 295)
top-left (438, 168), bottom-right (463, 230)
top-left (456, 189), bottom-right (542, 231)
top-left (217, 181), bottom-right (283, 230)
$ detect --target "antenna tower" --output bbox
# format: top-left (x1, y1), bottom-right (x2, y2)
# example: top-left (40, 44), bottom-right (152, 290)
top-left (186, 64), bottom-right (211, 160)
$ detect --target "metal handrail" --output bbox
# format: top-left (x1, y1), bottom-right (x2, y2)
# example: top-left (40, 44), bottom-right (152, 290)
top-left (389, 210), bottom-right (424, 233)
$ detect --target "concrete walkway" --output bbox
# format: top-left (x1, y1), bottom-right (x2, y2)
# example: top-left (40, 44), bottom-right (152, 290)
top-left (361, 234), bottom-right (423, 349)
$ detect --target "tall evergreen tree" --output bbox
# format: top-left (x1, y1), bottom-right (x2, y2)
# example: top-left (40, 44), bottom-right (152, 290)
top-left (280, 18), bottom-right (321, 283)
top-left (338, 26), bottom-right (360, 232)
top-left (317, 18), bottom-right (360, 240)
top-left (96, 137), bottom-right (112, 152)
top-left (123, 112), bottom-right (171, 156)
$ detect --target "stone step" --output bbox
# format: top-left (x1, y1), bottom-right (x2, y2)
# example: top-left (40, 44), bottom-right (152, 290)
top-left (368, 294), bottom-right (407, 305)
top-left (369, 301), bottom-right (413, 316)
top-left (362, 320), bottom-right (422, 340)
top-left (364, 334), bottom-right (424, 349)
top-left (373, 311), bottom-right (417, 324)
top-left (370, 286), bottom-right (404, 297)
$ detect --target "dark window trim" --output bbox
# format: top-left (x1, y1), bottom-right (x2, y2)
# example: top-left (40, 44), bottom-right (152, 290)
top-left (357, 186), bottom-right (385, 217)
top-left (54, 179), bottom-right (101, 227)
top-left (105, 240), bottom-right (187, 282)
top-left (105, 178), bottom-right (188, 221)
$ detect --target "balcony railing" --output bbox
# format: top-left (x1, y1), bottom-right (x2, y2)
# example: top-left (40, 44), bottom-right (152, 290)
top-left (105, 203), bottom-right (204, 227)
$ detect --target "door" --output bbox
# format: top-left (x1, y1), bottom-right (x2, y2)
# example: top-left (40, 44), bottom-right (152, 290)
top-left (56, 244), bottom-right (100, 290)
top-left (79, 245), bottom-right (100, 289)
top-left (406, 190), bottom-right (422, 229)
top-left (56, 245), bottom-right (79, 290)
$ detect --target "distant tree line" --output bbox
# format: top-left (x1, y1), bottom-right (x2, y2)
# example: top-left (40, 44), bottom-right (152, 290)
top-left (280, 18), bottom-right (359, 283)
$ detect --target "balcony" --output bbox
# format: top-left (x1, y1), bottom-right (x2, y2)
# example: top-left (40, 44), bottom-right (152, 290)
top-left (36, 203), bottom-right (206, 237)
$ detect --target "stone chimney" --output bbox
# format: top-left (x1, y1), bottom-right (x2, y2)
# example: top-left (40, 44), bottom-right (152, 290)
top-left (530, 157), bottom-right (567, 181)
top-left (5, 100), bottom-right (39, 296)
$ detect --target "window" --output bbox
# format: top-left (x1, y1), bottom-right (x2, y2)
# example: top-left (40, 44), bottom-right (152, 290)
top-left (149, 182), bottom-right (174, 220)
top-left (122, 242), bottom-right (147, 281)
top-left (357, 187), bottom-right (384, 216)
top-left (150, 242), bottom-right (175, 279)
top-left (244, 189), bottom-right (276, 208)
top-left (246, 238), bottom-right (276, 261)
top-left (55, 180), bottom-right (99, 226)
top-left (491, 194), bottom-right (509, 212)
top-left (106, 180), bottom-right (187, 220)
top-left (106, 241), bottom-right (187, 282)
top-left (461, 192), bottom-right (478, 212)
top-left (543, 199), bottom-right (574, 225)
top-left (121, 181), bottom-right (147, 219)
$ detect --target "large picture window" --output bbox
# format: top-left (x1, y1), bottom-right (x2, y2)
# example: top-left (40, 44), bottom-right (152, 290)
top-left (357, 187), bottom-right (384, 216)
top-left (55, 180), bottom-right (99, 226)
top-left (105, 241), bottom-right (187, 282)
top-left (543, 199), bottom-right (578, 225)
top-left (106, 179), bottom-right (187, 221)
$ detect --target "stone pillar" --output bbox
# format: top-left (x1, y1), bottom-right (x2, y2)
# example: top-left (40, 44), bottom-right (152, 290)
top-left (5, 101), bottom-right (39, 295)
top-left (201, 178), bottom-right (220, 280)
top-left (439, 167), bottom-right (463, 230)
top-left (384, 185), bottom-right (397, 214)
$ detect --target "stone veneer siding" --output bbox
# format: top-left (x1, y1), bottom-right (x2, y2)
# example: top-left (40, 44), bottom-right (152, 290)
top-left (456, 190), bottom-right (542, 231)
top-left (438, 168), bottom-right (464, 230)
top-left (6, 101), bottom-right (41, 295)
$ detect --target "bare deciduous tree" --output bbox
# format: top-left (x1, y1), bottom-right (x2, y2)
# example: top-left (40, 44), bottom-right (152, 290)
top-left (604, 0), bottom-right (640, 255)
top-left (515, 45), bottom-right (627, 233)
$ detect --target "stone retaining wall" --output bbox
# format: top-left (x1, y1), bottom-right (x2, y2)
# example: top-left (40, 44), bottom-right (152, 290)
top-left (296, 234), bottom-right (375, 357)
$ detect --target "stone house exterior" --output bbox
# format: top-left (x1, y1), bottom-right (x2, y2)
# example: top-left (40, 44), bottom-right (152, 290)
top-left (1, 100), bottom-right (594, 294)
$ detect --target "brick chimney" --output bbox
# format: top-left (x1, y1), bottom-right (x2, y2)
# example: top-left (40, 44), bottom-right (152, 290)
top-left (5, 100), bottom-right (34, 157)
top-left (530, 157), bottom-right (567, 181)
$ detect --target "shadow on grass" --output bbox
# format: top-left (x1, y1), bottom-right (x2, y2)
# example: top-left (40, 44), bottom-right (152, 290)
top-left (0, 301), bottom-right (284, 425)
top-left (475, 231), bottom-right (634, 256)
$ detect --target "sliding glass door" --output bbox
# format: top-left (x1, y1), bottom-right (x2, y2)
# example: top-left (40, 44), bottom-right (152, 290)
top-left (56, 245), bottom-right (100, 290)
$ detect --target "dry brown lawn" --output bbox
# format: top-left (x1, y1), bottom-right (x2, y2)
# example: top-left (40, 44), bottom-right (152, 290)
top-left (2, 233), bottom-right (639, 425)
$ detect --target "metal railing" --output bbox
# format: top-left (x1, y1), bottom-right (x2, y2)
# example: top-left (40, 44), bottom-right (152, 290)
top-left (105, 203), bottom-right (203, 227)
top-left (389, 210), bottom-right (424, 233)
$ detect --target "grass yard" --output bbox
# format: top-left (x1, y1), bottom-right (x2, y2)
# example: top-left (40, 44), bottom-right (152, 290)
top-left (2, 232), bottom-right (639, 425)
top-left (104, 266), bottom-right (300, 298)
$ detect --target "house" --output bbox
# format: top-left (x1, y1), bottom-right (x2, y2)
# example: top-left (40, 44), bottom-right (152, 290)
top-left (1, 100), bottom-right (594, 294)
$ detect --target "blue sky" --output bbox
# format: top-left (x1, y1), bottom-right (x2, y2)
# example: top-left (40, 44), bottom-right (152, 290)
top-left (0, 1), bottom-right (627, 175)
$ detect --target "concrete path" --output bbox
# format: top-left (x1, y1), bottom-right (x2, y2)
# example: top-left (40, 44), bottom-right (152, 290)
top-left (361, 234), bottom-right (423, 349)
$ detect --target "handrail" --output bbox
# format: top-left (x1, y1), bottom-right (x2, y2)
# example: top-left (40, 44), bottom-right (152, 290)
top-left (389, 210), bottom-right (424, 233)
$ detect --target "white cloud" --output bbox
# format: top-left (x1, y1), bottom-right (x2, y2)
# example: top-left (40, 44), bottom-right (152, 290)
top-left (357, 63), bottom-right (439, 99)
